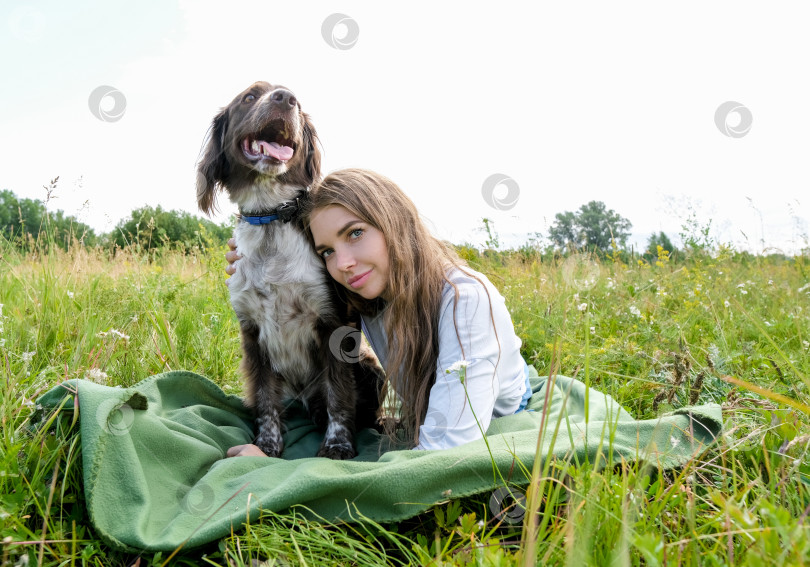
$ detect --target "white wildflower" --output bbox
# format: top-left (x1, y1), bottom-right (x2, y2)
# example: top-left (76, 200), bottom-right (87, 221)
top-left (802, 341), bottom-right (809, 349)
top-left (446, 360), bottom-right (469, 374)
top-left (66, 291), bottom-right (74, 299)
top-left (768, 280), bottom-right (773, 286)
top-left (590, 326), bottom-right (595, 334)
top-left (737, 283), bottom-right (746, 289)
top-left (724, 300), bottom-right (730, 308)
top-left (22, 351), bottom-right (36, 363)
top-left (740, 289), bottom-right (748, 295)
top-left (446, 360), bottom-right (469, 384)
top-left (577, 303), bottom-right (588, 312)
top-left (629, 305), bottom-right (641, 317)
top-left (98, 329), bottom-right (130, 341)
top-left (85, 368), bottom-right (108, 384)
top-left (798, 283), bottom-right (810, 293)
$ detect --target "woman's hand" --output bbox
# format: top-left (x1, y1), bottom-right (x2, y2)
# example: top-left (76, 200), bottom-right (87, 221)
top-left (225, 237), bottom-right (241, 281)
top-left (226, 444), bottom-right (268, 458)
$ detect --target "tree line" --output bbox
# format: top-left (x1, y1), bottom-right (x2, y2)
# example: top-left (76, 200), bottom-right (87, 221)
top-left (2, 187), bottom-right (676, 259)
top-left (0, 188), bottom-right (232, 253)
top-left (480, 200), bottom-right (676, 261)
top-left (546, 199), bottom-right (676, 260)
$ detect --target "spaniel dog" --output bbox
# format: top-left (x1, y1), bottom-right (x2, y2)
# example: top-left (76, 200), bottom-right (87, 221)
top-left (197, 81), bottom-right (381, 459)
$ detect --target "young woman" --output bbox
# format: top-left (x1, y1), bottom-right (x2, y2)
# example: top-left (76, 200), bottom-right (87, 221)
top-left (227, 169), bottom-right (532, 457)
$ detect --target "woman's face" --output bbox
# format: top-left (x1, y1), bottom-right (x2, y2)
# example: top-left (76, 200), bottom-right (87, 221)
top-left (310, 205), bottom-right (391, 301)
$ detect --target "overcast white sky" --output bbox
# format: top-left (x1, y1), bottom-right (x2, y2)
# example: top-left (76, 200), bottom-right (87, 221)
top-left (2, 1), bottom-right (809, 253)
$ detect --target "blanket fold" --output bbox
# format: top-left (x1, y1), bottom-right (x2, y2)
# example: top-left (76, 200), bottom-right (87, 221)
top-left (35, 367), bottom-right (722, 551)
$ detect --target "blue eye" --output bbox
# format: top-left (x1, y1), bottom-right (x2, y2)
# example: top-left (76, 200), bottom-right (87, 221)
top-left (320, 249), bottom-right (333, 259)
top-left (350, 228), bottom-right (363, 239)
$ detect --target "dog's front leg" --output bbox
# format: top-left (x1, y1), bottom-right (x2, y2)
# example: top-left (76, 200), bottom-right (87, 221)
top-left (240, 322), bottom-right (285, 458)
top-left (317, 353), bottom-right (358, 460)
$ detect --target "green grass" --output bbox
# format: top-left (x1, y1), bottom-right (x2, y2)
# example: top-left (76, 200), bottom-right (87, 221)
top-left (1, 235), bottom-right (809, 566)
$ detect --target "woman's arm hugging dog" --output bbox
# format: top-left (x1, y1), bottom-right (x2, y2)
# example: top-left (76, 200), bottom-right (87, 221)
top-left (196, 81), bottom-right (383, 459)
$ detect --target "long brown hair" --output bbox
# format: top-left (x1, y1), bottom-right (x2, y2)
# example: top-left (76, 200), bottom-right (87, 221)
top-left (303, 168), bottom-right (480, 445)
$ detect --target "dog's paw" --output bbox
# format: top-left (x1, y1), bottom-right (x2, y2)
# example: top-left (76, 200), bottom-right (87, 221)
top-left (254, 437), bottom-right (284, 458)
top-left (256, 442), bottom-right (283, 458)
top-left (255, 414), bottom-right (284, 458)
top-left (317, 441), bottom-right (356, 460)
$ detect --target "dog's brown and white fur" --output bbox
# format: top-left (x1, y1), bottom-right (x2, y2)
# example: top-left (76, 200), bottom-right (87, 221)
top-left (196, 81), bottom-right (380, 459)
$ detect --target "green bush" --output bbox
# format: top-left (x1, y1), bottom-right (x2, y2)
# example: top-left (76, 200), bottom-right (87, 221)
top-left (111, 205), bottom-right (232, 252)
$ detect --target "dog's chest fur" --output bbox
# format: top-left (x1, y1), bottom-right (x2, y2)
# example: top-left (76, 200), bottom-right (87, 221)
top-left (229, 218), bottom-right (333, 393)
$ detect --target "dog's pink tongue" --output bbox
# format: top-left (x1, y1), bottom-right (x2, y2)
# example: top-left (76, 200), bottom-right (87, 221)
top-left (258, 141), bottom-right (293, 161)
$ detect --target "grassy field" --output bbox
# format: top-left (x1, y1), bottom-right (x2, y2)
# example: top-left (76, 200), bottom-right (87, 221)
top-left (1, 234), bottom-right (809, 566)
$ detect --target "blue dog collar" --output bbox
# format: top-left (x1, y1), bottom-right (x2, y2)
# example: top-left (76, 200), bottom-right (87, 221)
top-left (239, 197), bottom-right (304, 225)
top-left (241, 213), bottom-right (280, 225)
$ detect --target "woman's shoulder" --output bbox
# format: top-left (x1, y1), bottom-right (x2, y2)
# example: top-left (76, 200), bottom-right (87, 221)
top-left (441, 266), bottom-right (504, 307)
top-left (437, 266), bottom-right (516, 349)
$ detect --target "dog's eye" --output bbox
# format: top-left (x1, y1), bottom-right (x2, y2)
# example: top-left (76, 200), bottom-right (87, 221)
top-left (243, 94), bottom-right (256, 103)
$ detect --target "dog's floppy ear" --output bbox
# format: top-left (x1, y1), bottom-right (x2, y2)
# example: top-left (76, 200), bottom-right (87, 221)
top-left (196, 109), bottom-right (229, 215)
top-left (301, 112), bottom-right (322, 186)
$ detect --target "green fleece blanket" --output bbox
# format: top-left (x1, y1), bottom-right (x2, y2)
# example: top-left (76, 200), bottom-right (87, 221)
top-left (35, 367), bottom-right (722, 551)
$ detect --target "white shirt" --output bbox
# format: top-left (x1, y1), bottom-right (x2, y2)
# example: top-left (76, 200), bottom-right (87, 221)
top-left (360, 267), bottom-right (528, 450)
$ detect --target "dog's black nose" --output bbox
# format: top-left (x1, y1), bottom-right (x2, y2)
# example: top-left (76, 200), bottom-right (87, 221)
top-left (270, 89), bottom-right (297, 109)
